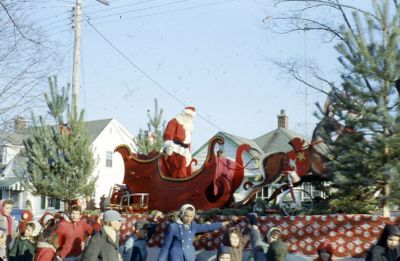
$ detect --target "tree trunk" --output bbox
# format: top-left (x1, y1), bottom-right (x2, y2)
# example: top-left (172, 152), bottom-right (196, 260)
top-left (382, 183), bottom-right (390, 217)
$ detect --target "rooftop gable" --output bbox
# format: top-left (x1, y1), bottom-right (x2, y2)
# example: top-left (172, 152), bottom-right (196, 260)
top-left (253, 127), bottom-right (310, 156)
top-left (192, 131), bottom-right (263, 157)
top-left (85, 118), bottom-right (113, 143)
top-left (0, 118), bottom-right (114, 145)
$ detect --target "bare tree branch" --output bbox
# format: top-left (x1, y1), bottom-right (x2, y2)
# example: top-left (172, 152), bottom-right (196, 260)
top-left (0, 2), bottom-right (41, 45)
top-left (271, 59), bottom-right (331, 95)
top-left (0, 2), bottom-right (63, 131)
top-left (275, 0), bottom-right (377, 20)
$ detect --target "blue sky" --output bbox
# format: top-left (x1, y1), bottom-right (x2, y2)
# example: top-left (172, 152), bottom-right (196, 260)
top-left (34, 0), bottom-right (370, 149)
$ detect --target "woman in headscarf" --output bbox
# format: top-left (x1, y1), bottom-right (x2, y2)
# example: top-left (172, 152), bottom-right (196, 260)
top-left (157, 204), bottom-right (231, 261)
top-left (366, 224), bottom-right (400, 261)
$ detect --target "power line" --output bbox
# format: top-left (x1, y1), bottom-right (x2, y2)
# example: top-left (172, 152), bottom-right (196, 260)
top-left (41, 0), bottom-right (239, 39)
top-left (88, 0), bottom-right (239, 26)
top-left (1, 0), bottom-right (193, 39)
top-left (86, 0), bottom-right (191, 20)
top-left (2, 0), bottom-right (236, 40)
top-left (83, 0), bottom-right (159, 16)
top-left (86, 20), bottom-right (225, 132)
top-left (54, 0), bottom-right (75, 4)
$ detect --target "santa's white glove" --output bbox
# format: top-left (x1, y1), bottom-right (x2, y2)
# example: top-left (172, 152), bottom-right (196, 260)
top-left (165, 146), bottom-right (174, 156)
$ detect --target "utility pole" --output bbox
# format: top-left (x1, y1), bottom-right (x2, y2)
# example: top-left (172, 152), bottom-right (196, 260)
top-left (71, 0), bottom-right (109, 116)
top-left (72, 0), bottom-right (82, 116)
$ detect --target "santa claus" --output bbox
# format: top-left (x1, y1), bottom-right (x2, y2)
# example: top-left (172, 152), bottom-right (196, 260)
top-left (163, 106), bottom-right (196, 178)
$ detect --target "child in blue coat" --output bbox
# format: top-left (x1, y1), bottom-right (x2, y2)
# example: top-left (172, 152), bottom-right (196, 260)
top-left (120, 220), bottom-right (157, 261)
top-left (157, 204), bottom-right (231, 261)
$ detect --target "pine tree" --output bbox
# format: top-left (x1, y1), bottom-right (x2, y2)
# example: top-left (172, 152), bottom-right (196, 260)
top-left (135, 99), bottom-right (165, 155)
top-left (320, 0), bottom-right (400, 214)
top-left (20, 76), bottom-right (97, 210)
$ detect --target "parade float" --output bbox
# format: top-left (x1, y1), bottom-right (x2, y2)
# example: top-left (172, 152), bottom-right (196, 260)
top-left (110, 110), bottom-right (333, 214)
top-left (102, 108), bottom-right (399, 259)
top-left (113, 136), bottom-right (251, 212)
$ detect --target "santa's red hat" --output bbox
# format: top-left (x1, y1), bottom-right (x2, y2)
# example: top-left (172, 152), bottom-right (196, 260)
top-left (183, 106), bottom-right (196, 117)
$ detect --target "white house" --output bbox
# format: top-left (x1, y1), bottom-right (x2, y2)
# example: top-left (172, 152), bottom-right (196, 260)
top-left (0, 118), bottom-right (135, 216)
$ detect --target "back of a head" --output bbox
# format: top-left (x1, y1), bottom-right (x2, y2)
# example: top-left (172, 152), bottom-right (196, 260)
top-left (217, 245), bottom-right (232, 258)
top-left (266, 240), bottom-right (288, 261)
top-left (318, 239), bottom-right (334, 254)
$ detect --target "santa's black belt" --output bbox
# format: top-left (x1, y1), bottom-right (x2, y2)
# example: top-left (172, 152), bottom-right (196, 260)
top-left (173, 140), bottom-right (189, 148)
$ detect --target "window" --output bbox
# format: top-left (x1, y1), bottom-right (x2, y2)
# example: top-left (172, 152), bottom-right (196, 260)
top-left (41, 196), bottom-right (60, 209)
top-left (47, 197), bottom-right (55, 208)
top-left (106, 151), bottom-right (113, 167)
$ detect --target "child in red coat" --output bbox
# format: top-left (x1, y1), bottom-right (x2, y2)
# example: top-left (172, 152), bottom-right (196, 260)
top-left (35, 214), bottom-right (59, 261)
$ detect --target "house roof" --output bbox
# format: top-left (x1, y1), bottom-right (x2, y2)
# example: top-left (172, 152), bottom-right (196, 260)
top-left (193, 127), bottom-right (310, 158)
top-left (0, 176), bottom-right (23, 191)
top-left (192, 131), bottom-right (263, 157)
top-left (253, 127), bottom-right (310, 156)
top-left (0, 118), bottom-right (114, 145)
top-left (218, 132), bottom-right (263, 156)
top-left (0, 153), bottom-right (26, 191)
top-left (85, 118), bottom-right (113, 143)
top-left (1, 153), bottom-right (27, 178)
top-left (0, 131), bottom-right (27, 146)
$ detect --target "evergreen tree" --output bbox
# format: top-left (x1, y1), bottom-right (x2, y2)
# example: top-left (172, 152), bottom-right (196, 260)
top-left (319, 0), bottom-right (400, 214)
top-left (135, 99), bottom-right (165, 155)
top-left (20, 76), bottom-right (96, 210)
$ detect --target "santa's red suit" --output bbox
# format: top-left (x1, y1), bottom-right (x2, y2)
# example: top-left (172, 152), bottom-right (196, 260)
top-left (163, 107), bottom-right (195, 178)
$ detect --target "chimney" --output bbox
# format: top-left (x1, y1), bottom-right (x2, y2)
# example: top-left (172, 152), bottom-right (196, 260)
top-left (277, 109), bottom-right (288, 129)
top-left (14, 116), bottom-right (27, 131)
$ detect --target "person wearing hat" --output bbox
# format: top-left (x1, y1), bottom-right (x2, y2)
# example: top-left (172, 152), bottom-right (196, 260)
top-left (82, 210), bottom-right (125, 261)
top-left (366, 224), bottom-right (400, 261)
top-left (120, 220), bottom-right (157, 261)
top-left (158, 204), bottom-right (232, 261)
top-left (264, 226), bottom-right (288, 261)
top-left (162, 106), bottom-right (196, 178)
top-left (9, 221), bottom-right (41, 261)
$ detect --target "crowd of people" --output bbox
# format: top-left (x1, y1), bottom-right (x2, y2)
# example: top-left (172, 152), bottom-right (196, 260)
top-left (0, 198), bottom-right (399, 261)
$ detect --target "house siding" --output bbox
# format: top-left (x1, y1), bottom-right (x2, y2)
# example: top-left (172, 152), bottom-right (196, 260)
top-left (0, 118), bottom-right (134, 215)
top-left (90, 119), bottom-right (134, 206)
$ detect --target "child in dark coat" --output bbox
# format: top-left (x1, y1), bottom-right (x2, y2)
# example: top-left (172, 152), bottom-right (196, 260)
top-left (9, 221), bottom-right (40, 261)
top-left (366, 224), bottom-right (400, 261)
top-left (266, 240), bottom-right (288, 261)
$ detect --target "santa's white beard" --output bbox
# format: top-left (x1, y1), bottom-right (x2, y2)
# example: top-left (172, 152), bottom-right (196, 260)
top-left (176, 114), bottom-right (194, 144)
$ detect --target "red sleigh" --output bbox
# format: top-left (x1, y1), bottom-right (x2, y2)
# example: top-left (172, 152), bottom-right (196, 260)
top-left (114, 136), bottom-right (250, 212)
